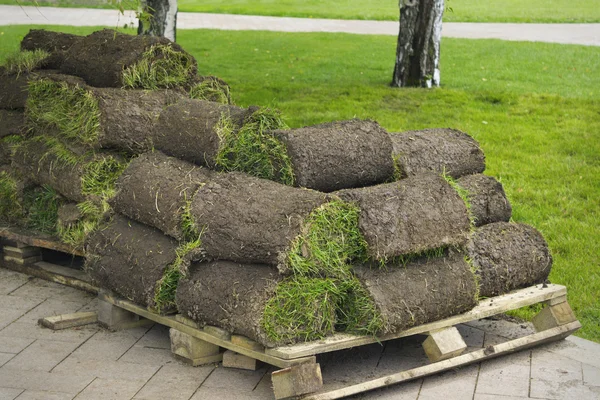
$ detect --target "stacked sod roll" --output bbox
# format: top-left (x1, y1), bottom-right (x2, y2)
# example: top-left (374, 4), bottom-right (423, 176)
top-left (0, 28), bottom-right (553, 348)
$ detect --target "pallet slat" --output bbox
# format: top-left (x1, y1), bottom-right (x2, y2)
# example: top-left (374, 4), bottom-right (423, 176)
top-left (0, 227), bottom-right (84, 256)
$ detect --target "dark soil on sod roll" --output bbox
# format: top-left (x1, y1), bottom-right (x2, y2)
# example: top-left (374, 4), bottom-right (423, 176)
top-left (189, 171), bottom-right (329, 266)
top-left (85, 214), bottom-right (182, 309)
top-left (110, 151), bottom-right (214, 240)
top-left (351, 249), bottom-right (478, 334)
top-left (273, 119), bottom-right (395, 192)
top-left (21, 29), bottom-right (83, 70)
top-left (0, 110), bottom-right (25, 139)
top-left (0, 68), bottom-right (62, 110)
top-left (177, 261), bottom-right (340, 347)
top-left (151, 98), bottom-right (250, 167)
top-left (57, 203), bottom-right (82, 227)
top-left (335, 173), bottom-right (471, 260)
top-left (457, 174), bottom-right (512, 227)
top-left (467, 222), bottom-right (553, 298)
top-left (390, 128), bottom-right (486, 179)
top-left (60, 29), bottom-right (196, 88)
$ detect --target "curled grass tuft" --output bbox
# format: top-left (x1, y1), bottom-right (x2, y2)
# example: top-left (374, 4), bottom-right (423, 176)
top-left (287, 200), bottom-right (368, 278)
top-left (262, 276), bottom-right (343, 343)
top-left (122, 44), bottom-right (196, 89)
top-left (23, 185), bottom-right (63, 234)
top-left (442, 171), bottom-right (476, 229)
top-left (56, 200), bottom-right (103, 249)
top-left (2, 49), bottom-right (49, 76)
top-left (188, 78), bottom-right (231, 104)
top-left (336, 276), bottom-right (385, 336)
top-left (215, 108), bottom-right (295, 185)
top-left (81, 156), bottom-right (128, 201)
top-left (27, 79), bottom-right (100, 146)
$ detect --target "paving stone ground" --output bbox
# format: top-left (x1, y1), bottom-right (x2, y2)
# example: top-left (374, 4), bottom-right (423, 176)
top-left (0, 267), bottom-right (599, 400)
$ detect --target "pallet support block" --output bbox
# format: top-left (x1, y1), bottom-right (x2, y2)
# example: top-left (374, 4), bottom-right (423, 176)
top-left (222, 350), bottom-right (261, 371)
top-left (170, 328), bottom-right (223, 366)
top-left (39, 311), bottom-right (98, 330)
top-left (423, 326), bottom-right (467, 362)
top-left (2, 244), bottom-right (43, 265)
top-left (97, 298), bottom-right (153, 331)
top-left (532, 301), bottom-right (577, 332)
top-left (272, 362), bottom-right (323, 399)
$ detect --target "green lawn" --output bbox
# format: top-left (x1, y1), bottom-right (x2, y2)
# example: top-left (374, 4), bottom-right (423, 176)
top-left (2, 0), bottom-right (600, 22)
top-left (1, 25), bottom-right (599, 341)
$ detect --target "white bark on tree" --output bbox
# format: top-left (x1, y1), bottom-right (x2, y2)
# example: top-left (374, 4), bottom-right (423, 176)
top-left (138, 0), bottom-right (178, 42)
top-left (392, 0), bottom-right (444, 88)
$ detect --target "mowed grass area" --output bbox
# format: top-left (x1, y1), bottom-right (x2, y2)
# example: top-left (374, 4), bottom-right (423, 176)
top-left (2, 0), bottom-right (599, 22)
top-left (1, 26), bottom-right (599, 341)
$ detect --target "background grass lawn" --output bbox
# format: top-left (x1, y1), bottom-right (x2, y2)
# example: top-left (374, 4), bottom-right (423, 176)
top-left (1, 25), bottom-right (598, 341)
top-left (2, 0), bottom-right (599, 23)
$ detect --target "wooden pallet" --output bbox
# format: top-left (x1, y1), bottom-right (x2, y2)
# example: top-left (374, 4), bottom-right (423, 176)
top-left (0, 228), bottom-right (581, 399)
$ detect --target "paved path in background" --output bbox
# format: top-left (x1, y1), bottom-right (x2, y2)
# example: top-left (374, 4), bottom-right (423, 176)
top-left (1, 5), bottom-right (599, 46)
top-left (1, 267), bottom-right (600, 399)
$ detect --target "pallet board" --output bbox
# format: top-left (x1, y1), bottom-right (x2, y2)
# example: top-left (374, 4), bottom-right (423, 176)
top-left (0, 227), bottom-right (84, 256)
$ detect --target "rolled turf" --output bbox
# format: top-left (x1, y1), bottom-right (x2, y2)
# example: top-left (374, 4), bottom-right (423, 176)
top-left (59, 29), bottom-right (197, 89)
top-left (456, 173), bottom-right (512, 227)
top-left (272, 119), bottom-right (395, 192)
top-left (110, 151), bottom-right (214, 240)
top-left (21, 30), bottom-right (82, 70)
top-left (390, 128), bottom-right (486, 179)
top-left (0, 111), bottom-right (25, 139)
top-left (176, 260), bottom-right (342, 347)
top-left (335, 173), bottom-right (471, 260)
top-left (0, 68), bottom-right (60, 110)
top-left (347, 249), bottom-right (479, 335)
top-left (467, 222), bottom-right (553, 298)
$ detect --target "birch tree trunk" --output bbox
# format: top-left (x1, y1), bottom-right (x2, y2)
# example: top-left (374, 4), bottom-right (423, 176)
top-left (138, 0), bottom-right (178, 42)
top-left (391, 0), bottom-right (444, 88)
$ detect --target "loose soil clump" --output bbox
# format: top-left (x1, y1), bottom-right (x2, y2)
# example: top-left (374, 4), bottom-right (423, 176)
top-left (177, 261), bottom-right (340, 347)
top-left (457, 174), bottom-right (512, 227)
top-left (0, 111), bottom-right (25, 139)
top-left (350, 249), bottom-right (478, 334)
top-left (390, 128), bottom-right (485, 179)
top-left (21, 30), bottom-right (83, 69)
top-left (60, 29), bottom-right (197, 88)
top-left (467, 222), bottom-right (552, 297)
top-left (273, 119), bottom-right (395, 192)
top-left (111, 151), bottom-right (213, 240)
top-left (336, 173), bottom-right (471, 260)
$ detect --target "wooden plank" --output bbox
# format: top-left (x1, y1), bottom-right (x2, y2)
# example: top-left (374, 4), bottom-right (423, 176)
top-left (273, 363), bottom-right (323, 400)
top-left (266, 284), bottom-right (567, 360)
top-left (3, 246), bottom-right (42, 258)
top-left (302, 320), bottom-right (581, 400)
top-left (97, 290), bottom-right (316, 369)
top-left (231, 335), bottom-right (265, 352)
top-left (39, 312), bottom-right (98, 330)
top-left (4, 255), bottom-right (43, 265)
top-left (1, 260), bottom-right (98, 294)
top-left (0, 226), bottom-right (84, 256)
top-left (222, 350), bottom-right (261, 371)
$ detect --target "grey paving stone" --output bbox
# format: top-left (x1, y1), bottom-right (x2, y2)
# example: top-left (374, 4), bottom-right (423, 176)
top-left (583, 363), bottom-right (600, 386)
top-left (319, 343), bottom-right (383, 390)
top-left (52, 358), bottom-right (159, 382)
top-left (73, 378), bottom-right (146, 400)
top-left (191, 386), bottom-right (264, 400)
top-left (0, 369), bottom-right (94, 393)
top-left (467, 319), bottom-right (535, 340)
top-left (473, 394), bottom-right (531, 400)
top-left (92, 326), bottom-right (151, 342)
top-left (119, 345), bottom-right (174, 367)
top-left (68, 332), bottom-right (138, 362)
top-left (0, 354), bottom-right (15, 368)
top-left (133, 363), bottom-right (214, 400)
top-left (3, 340), bottom-right (81, 372)
top-left (0, 321), bottom-right (98, 344)
top-left (530, 348), bottom-right (585, 399)
top-left (14, 390), bottom-right (74, 400)
top-left (542, 336), bottom-right (600, 369)
top-left (457, 324), bottom-right (485, 349)
top-left (351, 379), bottom-right (422, 399)
top-left (17, 299), bottom-right (91, 324)
top-left (134, 324), bottom-right (171, 350)
top-left (418, 364), bottom-right (479, 400)
top-left (0, 295), bottom-right (44, 313)
top-left (0, 338), bottom-right (34, 355)
top-left (76, 299), bottom-right (100, 313)
top-left (475, 349), bottom-right (531, 398)
top-left (377, 339), bottom-right (429, 371)
top-left (0, 271), bottom-right (29, 295)
top-left (9, 279), bottom-right (88, 303)
top-left (202, 365), bottom-right (268, 391)
top-left (250, 367), bottom-right (276, 399)
top-left (0, 387), bottom-right (23, 400)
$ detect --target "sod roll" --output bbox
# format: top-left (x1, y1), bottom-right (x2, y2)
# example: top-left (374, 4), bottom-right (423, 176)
top-left (151, 98), bottom-right (250, 167)
top-left (350, 250), bottom-right (478, 334)
top-left (27, 74), bottom-right (186, 153)
top-left (273, 119), bottom-right (395, 192)
top-left (189, 171), bottom-right (329, 266)
top-left (0, 166), bottom-right (30, 224)
top-left (335, 173), bottom-right (471, 260)
top-left (21, 29), bottom-right (83, 70)
top-left (12, 136), bottom-right (126, 203)
top-left (0, 69), bottom-right (62, 110)
top-left (177, 261), bottom-right (340, 347)
top-left (457, 173), bottom-right (512, 227)
top-left (390, 128), bottom-right (486, 179)
top-left (86, 214), bottom-right (185, 309)
top-left (111, 151), bottom-right (214, 240)
top-left (467, 222), bottom-right (552, 298)
top-left (60, 29), bottom-right (197, 88)
top-left (0, 110), bottom-right (25, 139)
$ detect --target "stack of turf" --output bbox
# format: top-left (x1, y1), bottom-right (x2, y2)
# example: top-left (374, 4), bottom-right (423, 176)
top-left (1, 28), bottom-right (553, 349)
